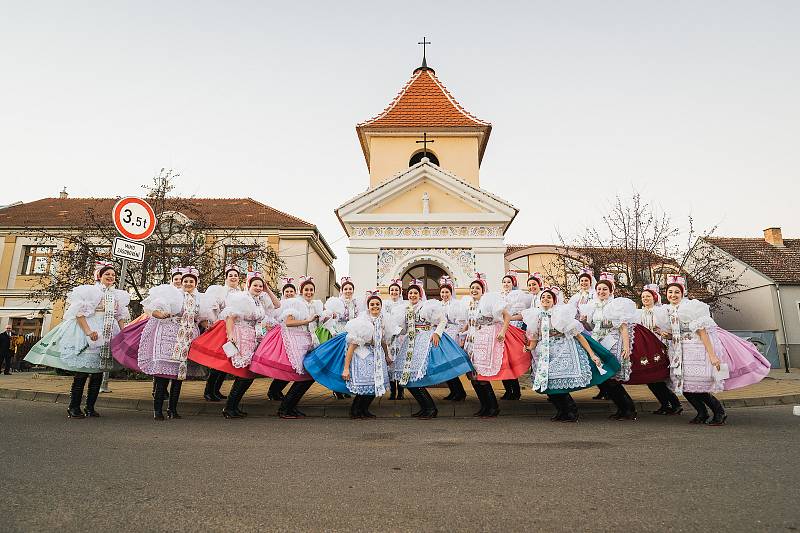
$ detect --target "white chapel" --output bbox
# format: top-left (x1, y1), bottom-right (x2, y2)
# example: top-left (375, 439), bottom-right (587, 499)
top-left (335, 57), bottom-right (517, 297)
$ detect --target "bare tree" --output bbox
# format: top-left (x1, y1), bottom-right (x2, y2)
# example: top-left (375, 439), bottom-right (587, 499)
top-left (545, 190), bottom-right (742, 310)
top-left (27, 169), bottom-right (284, 316)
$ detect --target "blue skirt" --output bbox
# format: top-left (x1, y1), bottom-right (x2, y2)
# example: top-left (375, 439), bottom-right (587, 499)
top-left (544, 333), bottom-right (621, 395)
top-left (405, 333), bottom-right (474, 388)
top-left (303, 333), bottom-right (350, 394)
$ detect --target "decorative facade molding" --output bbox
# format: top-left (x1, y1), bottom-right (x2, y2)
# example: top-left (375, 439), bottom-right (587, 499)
top-left (377, 247), bottom-right (476, 286)
top-left (354, 225), bottom-right (503, 239)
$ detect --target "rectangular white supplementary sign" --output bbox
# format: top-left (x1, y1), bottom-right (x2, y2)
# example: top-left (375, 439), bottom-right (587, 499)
top-left (112, 237), bottom-right (146, 263)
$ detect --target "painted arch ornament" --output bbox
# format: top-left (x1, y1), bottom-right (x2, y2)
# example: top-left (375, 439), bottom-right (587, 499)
top-left (377, 248), bottom-right (476, 287)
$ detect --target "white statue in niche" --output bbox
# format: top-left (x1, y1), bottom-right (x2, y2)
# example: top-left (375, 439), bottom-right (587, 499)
top-left (422, 192), bottom-right (430, 215)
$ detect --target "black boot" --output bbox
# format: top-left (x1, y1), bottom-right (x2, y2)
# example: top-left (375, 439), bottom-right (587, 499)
top-left (648, 382), bottom-right (683, 415)
top-left (561, 394), bottom-right (578, 422)
top-left (481, 383), bottom-right (500, 418)
top-left (167, 379), bottom-right (182, 419)
top-left (213, 370), bottom-right (227, 400)
top-left (446, 377), bottom-right (467, 401)
top-left (606, 382), bottom-right (626, 419)
top-left (222, 378), bottom-right (253, 419)
top-left (501, 379), bottom-right (515, 400)
top-left (153, 377), bottom-right (167, 420)
top-left (548, 394), bottom-right (566, 421)
top-left (204, 371), bottom-right (220, 402)
top-left (684, 392), bottom-right (710, 424)
top-left (84, 372), bottom-right (103, 418)
top-left (397, 383), bottom-right (405, 400)
top-left (67, 373), bottom-right (87, 419)
top-left (278, 380), bottom-right (314, 419)
top-left (362, 395), bottom-right (377, 419)
top-left (703, 393), bottom-right (727, 426)
top-left (408, 387), bottom-right (426, 417)
top-left (268, 379), bottom-right (288, 401)
top-left (472, 381), bottom-right (488, 417)
top-left (418, 388), bottom-right (438, 419)
top-left (350, 395), bottom-right (363, 419)
top-left (511, 379), bottom-right (522, 400)
top-left (333, 391), bottom-right (346, 400)
top-left (389, 380), bottom-right (397, 400)
top-left (618, 384), bottom-right (637, 421)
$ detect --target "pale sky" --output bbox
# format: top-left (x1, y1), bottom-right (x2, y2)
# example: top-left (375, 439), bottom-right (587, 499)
top-left (2, 1), bottom-right (798, 274)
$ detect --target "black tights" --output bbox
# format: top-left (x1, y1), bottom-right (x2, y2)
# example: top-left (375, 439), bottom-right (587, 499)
top-left (684, 392), bottom-right (725, 419)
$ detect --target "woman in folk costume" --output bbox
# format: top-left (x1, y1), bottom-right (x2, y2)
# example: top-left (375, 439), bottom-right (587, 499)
top-left (389, 279), bottom-right (473, 419)
top-left (201, 265), bottom-right (252, 401)
top-left (498, 272), bottom-right (532, 401)
top-left (383, 278), bottom-right (406, 400)
top-left (266, 278), bottom-right (297, 402)
top-left (134, 267), bottom-right (213, 419)
top-left (26, 261), bottom-right (130, 418)
top-left (654, 275), bottom-right (771, 426)
top-left (188, 271), bottom-right (276, 418)
top-left (304, 290), bottom-right (397, 419)
top-left (438, 276), bottom-right (468, 401)
top-left (318, 276), bottom-right (361, 399)
top-left (636, 283), bottom-right (683, 415)
top-left (111, 266), bottom-right (184, 401)
top-left (526, 272), bottom-right (544, 310)
top-left (523, 287), bottom-right (620, 421)
top-left (461, 274), bottom-right (531, 418)
top-left (319, 276), bottom-right (360, 341)
top-left (581, 272), bottom-right (667, 420)
top-left (249, 275), bottom-right (323, 419)
top-left (569, 267), bottom-right (597, 309)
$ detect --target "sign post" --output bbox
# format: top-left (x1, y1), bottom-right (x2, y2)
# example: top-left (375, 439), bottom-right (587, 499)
top-left (102, 197), bottom-right (157, 392)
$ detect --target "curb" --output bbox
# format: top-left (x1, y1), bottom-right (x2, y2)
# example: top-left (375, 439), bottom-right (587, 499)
top-left (2, 387), bottom-right (799, 418)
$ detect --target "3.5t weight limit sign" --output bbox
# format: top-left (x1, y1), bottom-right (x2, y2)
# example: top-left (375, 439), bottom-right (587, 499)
top-left (113, 197), bottom-right (157, 241)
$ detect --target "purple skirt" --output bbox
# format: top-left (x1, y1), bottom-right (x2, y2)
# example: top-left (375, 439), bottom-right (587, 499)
top-left (111, 319), bottom-right (147, 372)
top-left (715, 327), bottom-right (771, 390)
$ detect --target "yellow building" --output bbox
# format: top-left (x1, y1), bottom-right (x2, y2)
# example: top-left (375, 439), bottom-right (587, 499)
top-left (337, 59), bottom-right (517, 296)
top-left (0, 195), bottom-right (336, 340)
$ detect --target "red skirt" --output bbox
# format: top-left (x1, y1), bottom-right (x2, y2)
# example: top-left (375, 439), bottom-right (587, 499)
top-left (476, 325), bottom-right (532, 381)
top-left (187, 321), bottom-right (256, 379)
top-left (624, 324), bottom-right (669, 385)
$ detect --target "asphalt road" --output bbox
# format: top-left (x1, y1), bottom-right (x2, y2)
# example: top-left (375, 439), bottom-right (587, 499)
top-left (1, 399), bottom-right (798, 532)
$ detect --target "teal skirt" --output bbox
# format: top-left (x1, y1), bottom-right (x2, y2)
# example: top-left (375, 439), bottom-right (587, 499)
top-left (544, 333), bottom-right (621, 395)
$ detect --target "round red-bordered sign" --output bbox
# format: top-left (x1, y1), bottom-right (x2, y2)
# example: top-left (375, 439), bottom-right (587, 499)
top-left (113, 197), bottom-right (157, 241)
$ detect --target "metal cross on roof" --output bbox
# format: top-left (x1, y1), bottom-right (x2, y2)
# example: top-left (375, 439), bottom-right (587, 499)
top-left (418, 36), bottom-right (431, 69)
top-left (416, 132), bottom-right (435, 158)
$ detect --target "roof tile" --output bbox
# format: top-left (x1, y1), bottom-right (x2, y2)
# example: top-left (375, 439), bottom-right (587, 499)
top-left (0, 197), bottom-right (315, 229)
top-left (705, 237), bottom-right (800, 284)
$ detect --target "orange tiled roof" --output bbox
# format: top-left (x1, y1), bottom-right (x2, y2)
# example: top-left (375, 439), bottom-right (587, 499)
top-left (0, 197), bottom-right (315, 230)
top-left (356, 67), bottom-right (492, 167)
top-left (358, 68), bottom-right (491, 129)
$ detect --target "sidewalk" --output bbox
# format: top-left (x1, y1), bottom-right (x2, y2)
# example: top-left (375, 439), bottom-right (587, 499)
top-left (1, 369), bottom-right (798, 417)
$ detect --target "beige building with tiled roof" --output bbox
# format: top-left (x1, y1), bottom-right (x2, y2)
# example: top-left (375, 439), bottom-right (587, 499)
top-left (700, 227), bottom-right (799, 368)
top-left (0, 195), bottom-right (336, 339)
top-left (338, 57), bottom-right (516, 296)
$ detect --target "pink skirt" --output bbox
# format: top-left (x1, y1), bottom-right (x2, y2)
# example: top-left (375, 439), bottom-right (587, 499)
top-left (249, 326), bottom-right (313, 382)
top-left (714, 327), bottom-right (771, 390)
top-left (111, 319), bottom-right (148, 372)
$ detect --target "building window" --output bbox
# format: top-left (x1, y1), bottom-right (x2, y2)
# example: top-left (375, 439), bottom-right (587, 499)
top-left (409, 150), bottom-right (440, 167)
top-left (225, 245), bottom-right (260, 274)
top-left (20, 246), bottom-right (55, 275)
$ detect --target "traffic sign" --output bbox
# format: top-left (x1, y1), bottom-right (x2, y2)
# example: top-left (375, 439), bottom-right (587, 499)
top-left (112, 237), bottom-right (146, 263)
top-left (112, 197), bottom-right (156, 241)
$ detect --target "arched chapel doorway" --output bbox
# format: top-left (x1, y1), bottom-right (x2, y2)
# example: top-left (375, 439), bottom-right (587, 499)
top-left (401, 263), bottom-right (447, 300)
